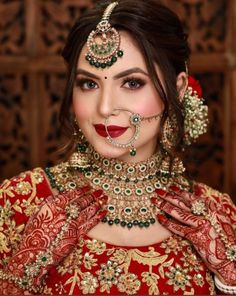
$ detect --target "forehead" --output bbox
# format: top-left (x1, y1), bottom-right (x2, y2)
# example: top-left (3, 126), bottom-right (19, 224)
top-left (77, 31), bottom-right (147, 74)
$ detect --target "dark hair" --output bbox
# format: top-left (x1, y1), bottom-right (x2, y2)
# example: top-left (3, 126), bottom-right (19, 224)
top-left (60, 0), bottom-right (190, 159)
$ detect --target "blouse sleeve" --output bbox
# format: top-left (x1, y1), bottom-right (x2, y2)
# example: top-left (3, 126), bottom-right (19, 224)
top-left (0, 168), bottom-right (53, 269)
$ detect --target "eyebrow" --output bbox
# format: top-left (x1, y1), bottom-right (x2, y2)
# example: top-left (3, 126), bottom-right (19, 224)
top-left (76, 67), bottom-right (149, 80)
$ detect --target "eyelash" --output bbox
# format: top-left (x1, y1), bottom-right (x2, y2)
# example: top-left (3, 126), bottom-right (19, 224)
top-left (75, 76), bottom-right (146, 91)
top-left (122, 76), bottom-right (146, 89)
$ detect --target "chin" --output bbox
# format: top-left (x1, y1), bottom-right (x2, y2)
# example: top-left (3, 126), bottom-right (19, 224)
top-left (90, 141), bottom-right (130, 160)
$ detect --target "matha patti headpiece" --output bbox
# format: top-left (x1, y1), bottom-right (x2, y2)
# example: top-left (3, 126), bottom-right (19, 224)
top-left (85, 2), bottom-right (123, 69)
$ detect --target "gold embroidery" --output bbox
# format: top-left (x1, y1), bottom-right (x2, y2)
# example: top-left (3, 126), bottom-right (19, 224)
top-left (96, 260), bottom-right (122, 293)
top-left (205, 271), bottom-right (215, 295)
top-left (142, 271), bottom-right (160, 295)
top-left (180, 246), bottom-right (204, 272)
top-left (117, 273), bottom-right (141, 295)
top-left (86, 239), bottom-right (106, 255)
top-left (83, 252), bottom-right (97, 269)
top-left (14, 181), bottom-right (32, 195)
top-left (0, 168), bottom-right (46, 266)
top-left (165, 263), bottom-right (192, 292)
top-left (193, 273), bottom-right (204, 287)
top-left (80, 272), bottom-right (99, 294)
top-left (57, 246), bottom-right (83, 275)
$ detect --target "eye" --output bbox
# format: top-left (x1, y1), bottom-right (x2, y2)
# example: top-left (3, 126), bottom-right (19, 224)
top-left (75, 78), bottom-right (98, 90)
top-left (122, 77), bottom-right (145, 90)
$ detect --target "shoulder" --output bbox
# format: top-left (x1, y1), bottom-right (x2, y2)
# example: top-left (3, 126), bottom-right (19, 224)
top-left (45, 160), bottom-right (90, 193)
top-left (0, 167), bottom-right (53, 212)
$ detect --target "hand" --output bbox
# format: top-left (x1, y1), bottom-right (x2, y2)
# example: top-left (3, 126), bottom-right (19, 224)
top-left (2, 185), bottom-right (107, 294)
top-left (152, 186), bottom-right (236, 285)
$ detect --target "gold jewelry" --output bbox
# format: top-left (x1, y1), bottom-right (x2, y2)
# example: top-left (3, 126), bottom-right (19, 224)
top-left (161, 114), bottom-right (178, 152)
top-left (182, 85), bottom-right (208, 146)
top-left (191, 199), bottom-right (207, 216)
top-left (85, 2), bottom-right (123, 68)
top-left (69, 123), bottom-right (90, 170)
top-left (46, 144), bottom-right (189, 229)
top-left (191, 199), bottom-right (236, 264)
top-left (0, 204), bottom-right (80, 293)
top-left (105, 109), bottom-right (162, 157)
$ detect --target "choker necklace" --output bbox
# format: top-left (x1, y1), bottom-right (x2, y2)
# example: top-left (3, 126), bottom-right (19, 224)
top-left (46, 146), bottom-right (189, 229)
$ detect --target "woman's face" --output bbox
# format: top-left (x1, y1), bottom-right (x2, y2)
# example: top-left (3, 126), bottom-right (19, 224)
top-left (73, 31), bottom-right (164, 162)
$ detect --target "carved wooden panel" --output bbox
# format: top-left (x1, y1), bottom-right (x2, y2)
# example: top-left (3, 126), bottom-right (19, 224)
top-left (37, 72), bottom-right (67, 167)
top-left (38, 0), bottom-right (94, 55)
top-left (0, 73), bottom-right (30, 179)
top-left (0, 1), bottom-right (26, 55)
top-left (0, 0), bottom-right (235, 200)
top-left (163, 0), bottom-right (226, 53)
top-left (184, 72), bottom-right (225, 191)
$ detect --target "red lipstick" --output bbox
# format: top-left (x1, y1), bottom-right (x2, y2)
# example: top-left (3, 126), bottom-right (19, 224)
top-left (94, 124), bottom-right (128, 138)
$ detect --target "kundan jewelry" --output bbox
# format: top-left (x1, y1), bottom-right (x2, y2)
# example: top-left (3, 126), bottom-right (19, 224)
top-left (85, 2), bottom-right (123, 68)
top-left (105, 109), bottom-right (162, 157)
top-left (46, 144), bottom-right (189, 229)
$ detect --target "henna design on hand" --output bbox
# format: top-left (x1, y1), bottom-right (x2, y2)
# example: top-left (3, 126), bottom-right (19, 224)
top-left (2, 186), bottom-right (107, 293)
top-left (153, 187), bottom-right (236, 286)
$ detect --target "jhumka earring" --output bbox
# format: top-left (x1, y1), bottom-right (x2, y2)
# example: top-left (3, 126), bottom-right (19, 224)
top-left (68, 121), bottom-right (90, 170)
top-left (161, 114), bottom-right (178, 152)
top-left (85, 2), bottom-right (123, 68)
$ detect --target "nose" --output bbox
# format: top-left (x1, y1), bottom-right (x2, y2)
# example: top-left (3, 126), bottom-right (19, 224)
top-left (97, 85), bottom-right (116, 118)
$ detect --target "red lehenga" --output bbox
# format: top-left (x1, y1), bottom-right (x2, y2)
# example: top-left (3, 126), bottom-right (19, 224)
top-left (0, 166), bottom-right (236, 295)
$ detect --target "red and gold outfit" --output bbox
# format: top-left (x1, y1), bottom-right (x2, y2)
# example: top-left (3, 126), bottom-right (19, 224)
top-left (1, 166), bottom-right (236, 295)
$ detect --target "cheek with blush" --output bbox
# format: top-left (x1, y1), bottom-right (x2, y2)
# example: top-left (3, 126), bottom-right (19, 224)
top-left (73, 98), bottom-right (92, 121)
top-left (135, 97), bottom-right (163, 118)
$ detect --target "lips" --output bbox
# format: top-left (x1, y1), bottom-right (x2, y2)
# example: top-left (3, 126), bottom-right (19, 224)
top-left (94, 124), bottom-right (128, 138)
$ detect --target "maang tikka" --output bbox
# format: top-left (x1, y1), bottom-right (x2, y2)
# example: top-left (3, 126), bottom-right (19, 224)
top-left (85, 2), bottom-right (124, 68)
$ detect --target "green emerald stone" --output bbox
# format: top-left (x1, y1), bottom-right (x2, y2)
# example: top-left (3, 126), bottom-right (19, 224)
top-left (41, 256), bottom-right (47, 262)
top-left (124, 208), bottom-right (132, 213)
top-left (133, 220), bottom-right (139, 226)
top-left (127, 222), bottom-right (133, 229)
top-left (150, 218), bottom-right (156, 224)
top-left (89, 60), bottom-right (95, 66)
top-left (111, 56), bottom-right (117, 63)
top-left (121, 221), bottom-right (127, 227)
top-left (108, 220), bottom-right (114, 225)
top-left (139, 222), bottom-right (144, 228)
top-left (144, 221), bottom-right (150, 228)
top-left (78, 144), bottom-right (87, 153)
top-left (107, 61), bottom-right (113, 67)
top-left (114, 218), bottom-right (120, 224)
top-left (95, 62), bottom-right (100, 68)
top-left (108, 205), bottom-right (115, 211)
top-left (117, 50), bottom-right (124, 57)
top-left (101, 63), bottom-right (106, 68)
top-left (130, 149), bottom-right (136, 157)
top-left (102, 217), bottom-right (107, 223)
top-left (86, 55), bottom-right (91, 61)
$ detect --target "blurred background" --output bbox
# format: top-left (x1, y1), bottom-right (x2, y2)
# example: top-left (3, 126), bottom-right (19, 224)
top-left (0, 0), bottom-right (235, 202)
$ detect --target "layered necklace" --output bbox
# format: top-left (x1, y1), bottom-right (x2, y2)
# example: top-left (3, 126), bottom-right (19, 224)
top-left (46, 146), bottom-right (190, 229)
